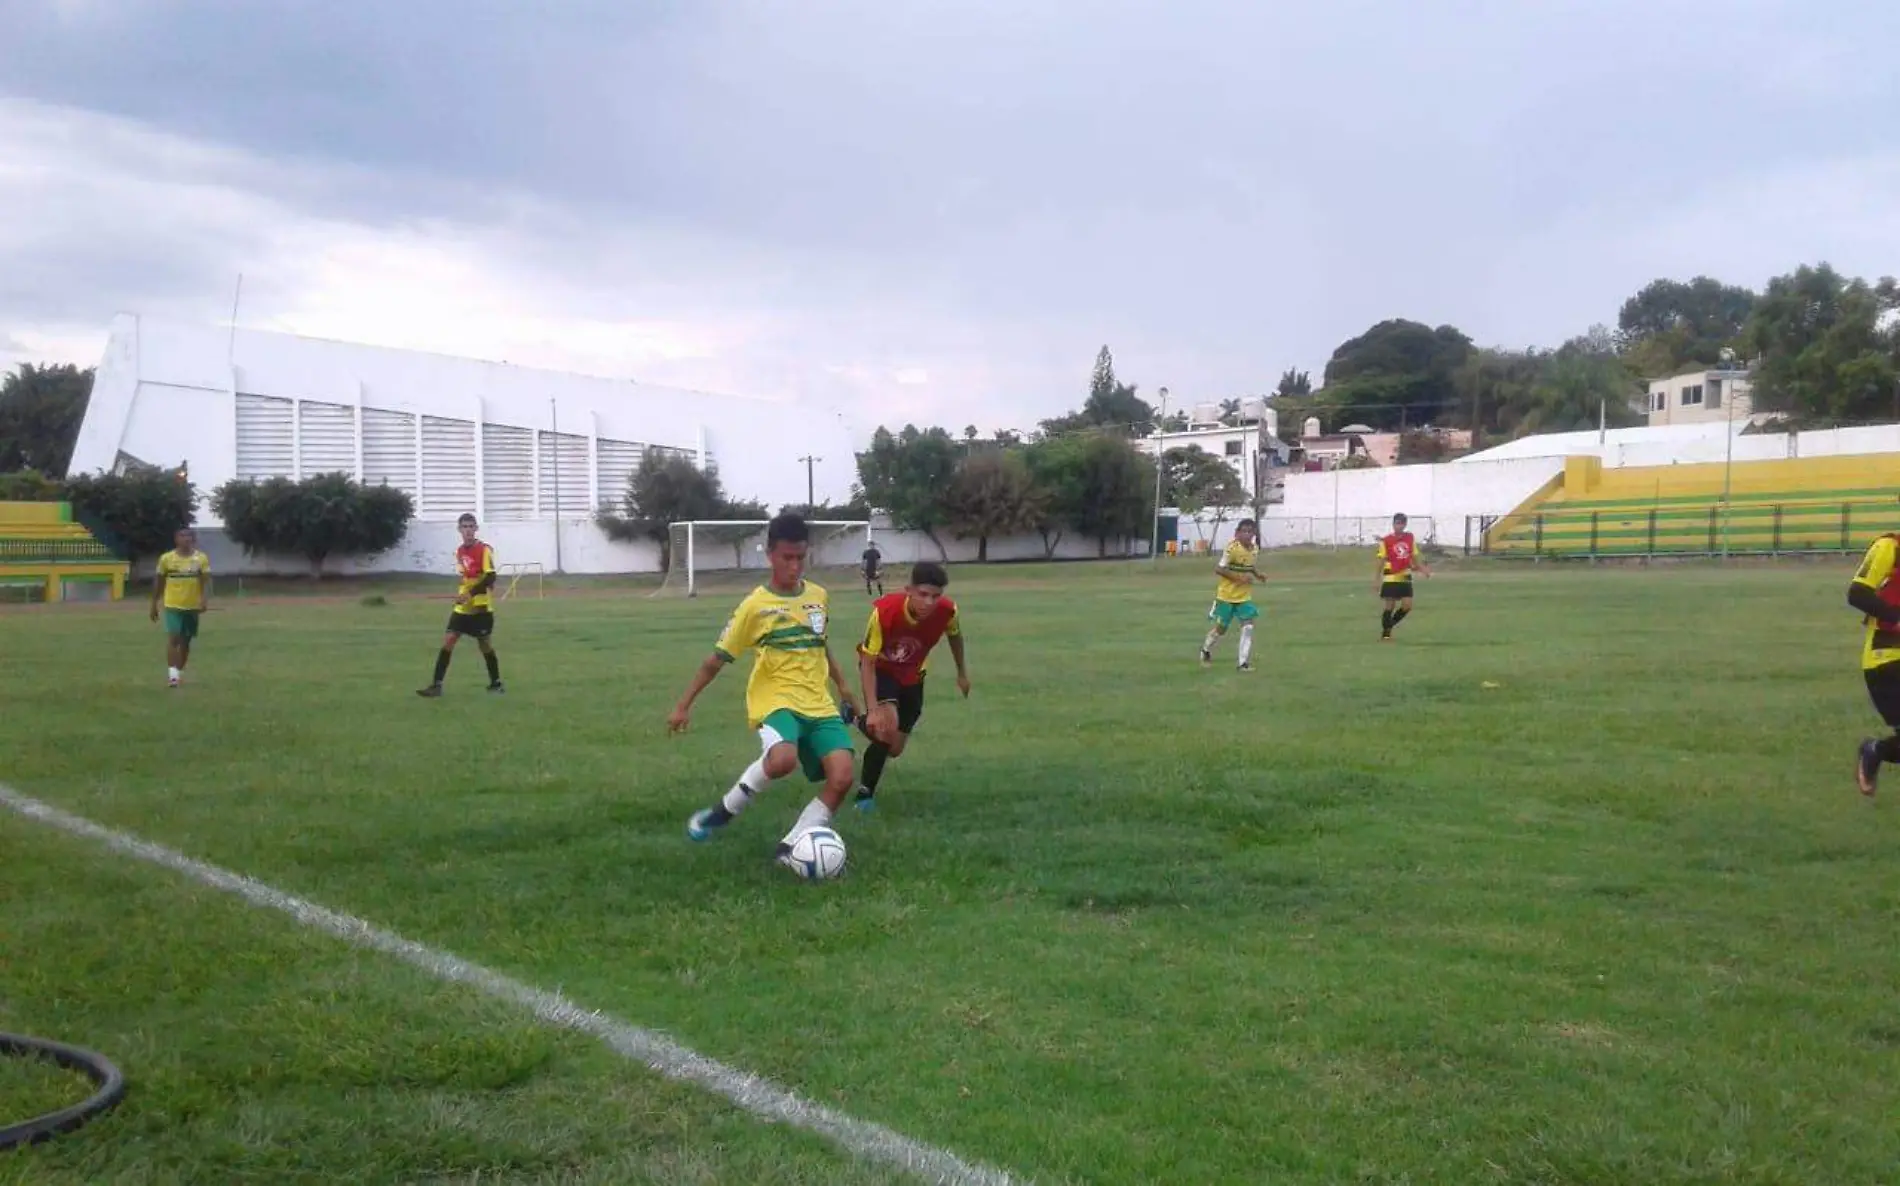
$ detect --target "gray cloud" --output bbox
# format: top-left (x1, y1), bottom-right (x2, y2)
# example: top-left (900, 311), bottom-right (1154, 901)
top-left (2, 0), bottom-right (1898, 429)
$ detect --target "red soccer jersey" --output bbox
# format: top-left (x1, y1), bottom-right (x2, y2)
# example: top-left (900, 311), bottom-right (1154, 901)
top-left (859, 592), bottom-right (960, 687)
top-left (1379, 532), bottom-right (1416, 578)
top-left (456, 541), bottom-right (496, 612)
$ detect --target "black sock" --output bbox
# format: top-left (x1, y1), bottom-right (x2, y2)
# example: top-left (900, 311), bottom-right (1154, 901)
top-left (705, 803), bottom-right (734, 825)
top-left (432, 648), bottom-right (452, 684)
top-left (1878, 735), bottom-right (1900, 764)
top-left (861, 742), bottom-right (891, 794)
top-left (1391, 607), bottom-right (1411, 628)
top-left (1381, 609), bottom-right (1394, 633)
top-left (483, 650), bottom-right (501, 684)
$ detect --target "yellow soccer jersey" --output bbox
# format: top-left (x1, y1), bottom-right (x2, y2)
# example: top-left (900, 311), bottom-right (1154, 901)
top-left (156, 549), bottom-right (211, 611)
top-left (1214, 540), bottom-right (1258, 604)
top-left (714, 581), bottom-right (838, 726)
top-left (1851, 534), bottom-right (1900, 671)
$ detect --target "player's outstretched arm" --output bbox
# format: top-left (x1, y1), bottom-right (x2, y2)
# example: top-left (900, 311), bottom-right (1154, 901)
top-left (948, 632), bottom-right (971, 696)
top-left (668, 653), bottom-right (728, 732)
top-left (149, 569), bottom-right (166, 622)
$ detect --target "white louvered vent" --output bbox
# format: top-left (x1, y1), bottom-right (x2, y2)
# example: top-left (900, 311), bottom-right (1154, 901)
top-left (537, 431), bottom-right (591, 516)
top-left (362, 408), bottom-right (419, 496)
top-left (420, 416), bottom-right (477, 519)
top-left (235, 394), bottom-right (294, 480)
top-left (595, 437), bottom-right (645, 513)
top-left (297, 401), bottom-right (355, 478)
top-left (482, 424), bottom-right (534, 520)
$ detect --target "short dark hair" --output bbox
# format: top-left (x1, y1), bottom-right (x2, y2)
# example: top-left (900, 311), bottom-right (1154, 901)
top-left (910, 561), bottom-right (949, 589)
top-left (458, 513), bottom-right (477, 526)
top-left (1236, 518), bottom-right (1258, 531)
top-left (766, 513), bottom-right (809, 548)
top-left (1393, 512), bottom-right (1408, 524)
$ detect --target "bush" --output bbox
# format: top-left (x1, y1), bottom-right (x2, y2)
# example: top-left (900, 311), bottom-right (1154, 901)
top-left (64, 468), bottom-right (200, 565)
top-left (0, 469), bottom-right (66, 501)
top-left (213, 472), bottom-right (414, 578)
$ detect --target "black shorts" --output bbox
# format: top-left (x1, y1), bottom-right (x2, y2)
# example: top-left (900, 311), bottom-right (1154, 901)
top-left (864, 670), bottom-right (926, 735)
top-left (1380, 580), bottom-right (1415, 602)
top-left (1868, 664), bottom-right (1900, 730)
top-left (447, 609), bottom-right (494, 639)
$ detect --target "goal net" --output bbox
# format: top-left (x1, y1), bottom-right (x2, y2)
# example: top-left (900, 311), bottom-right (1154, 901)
top-left (651, 520), bottom-right (874, 598)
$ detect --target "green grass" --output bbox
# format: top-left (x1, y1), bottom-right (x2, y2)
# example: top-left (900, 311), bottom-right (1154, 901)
top-left (3, 549), bottom-right (1899, 1184)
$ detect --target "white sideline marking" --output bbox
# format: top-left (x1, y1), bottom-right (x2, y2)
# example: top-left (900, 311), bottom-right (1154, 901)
top-left (0, 784), bottom-right (1021, 1186)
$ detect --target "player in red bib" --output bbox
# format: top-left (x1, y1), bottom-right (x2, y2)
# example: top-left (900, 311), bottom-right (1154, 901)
top-left (853, 561), bottom-right (970, 812)
top-left (1377, 512), bottom-right (1431, 641)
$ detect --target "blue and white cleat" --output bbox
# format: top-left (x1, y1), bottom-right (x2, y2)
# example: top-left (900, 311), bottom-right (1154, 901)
top-left (687, 808), bottom-right (725, 842)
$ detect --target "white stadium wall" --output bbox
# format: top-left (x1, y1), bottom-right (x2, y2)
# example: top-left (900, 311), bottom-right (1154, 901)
top-left (69, 314), bottom-right (862, 576)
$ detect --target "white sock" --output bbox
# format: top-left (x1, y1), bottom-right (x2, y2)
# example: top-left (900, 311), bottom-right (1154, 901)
top-left (722, 759), bottom-right (775, 816)
top-left (1238, 624), bottom-right (1255, 666)
top-left (167, 666), bottom-right (180, 680)
top-left (782, 798), bottom-right (834, 846)
top-left (1202, 629), bottom-right (1221, 654)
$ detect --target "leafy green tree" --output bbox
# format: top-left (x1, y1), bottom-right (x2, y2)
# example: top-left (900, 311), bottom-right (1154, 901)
top-left (1275, 368), bottom-right (1312, 398)
top-left (1616, 276), bottom-right (1757, 377)
top-left (1740, 263), bottom-right (1900, 426)
top-left (65, 467), bottom-right (199, 567)
top-left (855, 424), bottom-right (960, 558)
top-left (597, 447), bottom-right (732, 569)
top-left (1035, 433), bottom-right (1153, 557)
top-left (1162, 445), bottom-right (1246, 545)
top-left (0, 469), bottom-right (66, 501)
top-left (1319, 319), bottom-right (1473, 430)
top-left (940, 449), bottom-right (1044, 562)
top-left (212, 472), bottom-right (412, 578)
top-left (0, 363), bottom-right (92, 477)
top-left (1039, 345), bottom-right (1155, 438)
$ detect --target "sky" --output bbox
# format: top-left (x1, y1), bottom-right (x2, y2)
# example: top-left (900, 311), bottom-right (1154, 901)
top-left (2, 0), bottom-right (1897, 442)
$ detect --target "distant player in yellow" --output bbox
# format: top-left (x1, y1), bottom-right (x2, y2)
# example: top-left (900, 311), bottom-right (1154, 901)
top-left (1200, 518), bottom-right (1263, 672)
top-left (670, 513), bottom-right (863, 865)
top-left (150, 526), bottom-right (211, 688)
top-left (418, 513), bottom-right (504, 697)
top-left (1849, 529), bottom-right (1900, 795)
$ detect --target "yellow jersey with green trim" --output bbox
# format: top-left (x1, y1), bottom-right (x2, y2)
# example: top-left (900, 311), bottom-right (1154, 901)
top-left (1851, 534), bottom-right (1900, 671)
top-left (714, 580), bottom-right (837, 726)
top-left (1214, 540), bottom-right (1258, 604)
top-left (156, 548), bottom-right (211, 611)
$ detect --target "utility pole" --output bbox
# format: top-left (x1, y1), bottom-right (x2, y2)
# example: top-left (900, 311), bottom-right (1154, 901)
top-left (798, 455), bottom-right (821, 510)
top-left (1149, 387), bottom-right (1169, 561)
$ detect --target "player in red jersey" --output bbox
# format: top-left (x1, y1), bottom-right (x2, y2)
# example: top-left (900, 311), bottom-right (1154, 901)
top-left (1376, 512), bottom-right (1431, 641)
top-left (418, 513), bottom-right (504, 696)
top-left (853, 561), bottom-right (970, 812)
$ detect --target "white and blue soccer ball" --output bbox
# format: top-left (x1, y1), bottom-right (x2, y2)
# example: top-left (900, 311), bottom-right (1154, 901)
top-left (783, 827), bottom-right (848, 881)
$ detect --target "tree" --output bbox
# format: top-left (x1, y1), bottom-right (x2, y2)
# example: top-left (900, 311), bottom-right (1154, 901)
top-left (0, 363), bottom-right (92, 477)
top-left (1740, 263), bottom-right (1900, 426)
top-left (212, 472), bottom-right (412, 578)
top-left (1616, 276), bottom-right (1757, 377)
top-left (1042, 434), bottom-right (1153, 558)
top-left (1319, 319), bottom-right (1473, 430)
top-left (597, 447), bottom-right (730, 569)
top-left (1162, 445), bottom-right (1246, 545)
top-left (1275, 368), bottom-right (1312, 398)
top-left (855, 425), bottom-right (960, 558)
top-left (940, 450), bottom-right (1044, 562)
top-left (64, 467), bottom-right (199, 568)
top-left (1038, 345), bottom-right (1155, 438)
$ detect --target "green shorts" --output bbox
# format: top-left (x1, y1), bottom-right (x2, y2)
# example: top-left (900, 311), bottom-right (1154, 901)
top-left (1208, 600), bottom-right (1259, 629)
top-left (758, 709), bottom-right (854, 783)
top-left (162, 608), bottom-right (201, 640)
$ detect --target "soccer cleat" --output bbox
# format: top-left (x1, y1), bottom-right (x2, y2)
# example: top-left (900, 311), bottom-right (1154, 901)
top-left (1857, 739), bottom-right (1881, 798)
top-left (687, 808), bottom-right (726, 842)
top-left (854, 788), bottom-right (877, 814)
top-left (1237, 662), bottom-right (1254, 673)
top-left (167, 677), bottom-right (180, 689)
top-left (416, 683), bottom-right (443, 698)
top-left (1199, 648), bottom-right (1212, 668)
top-left (487, 681), bottom-right (505, 694)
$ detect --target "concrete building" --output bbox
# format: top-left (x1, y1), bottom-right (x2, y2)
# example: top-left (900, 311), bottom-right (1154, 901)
top-left (1138, 397), bottom-right (1289, 505)
top-left (1641, 366), bottom-right (1756, 426)
top-left (68, 314), bottom-right (859, 574)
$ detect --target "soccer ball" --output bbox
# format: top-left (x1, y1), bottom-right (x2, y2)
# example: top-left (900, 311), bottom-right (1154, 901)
top-left (782, 827), bottom-right (848, 881)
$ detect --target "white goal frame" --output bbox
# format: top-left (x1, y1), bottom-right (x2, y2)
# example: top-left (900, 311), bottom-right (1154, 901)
top-left (652, 519), bottom-right (874, 598)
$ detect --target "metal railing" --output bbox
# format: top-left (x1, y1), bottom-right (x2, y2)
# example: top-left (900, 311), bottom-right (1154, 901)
top-left (1467, 499), bottom-right (1900, 559)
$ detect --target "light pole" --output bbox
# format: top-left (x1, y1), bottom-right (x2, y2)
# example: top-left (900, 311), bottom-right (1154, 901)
top-left (798, 454), bottom-right (821, 509)
top-left (1150, 386), bottom-right (1169, 560)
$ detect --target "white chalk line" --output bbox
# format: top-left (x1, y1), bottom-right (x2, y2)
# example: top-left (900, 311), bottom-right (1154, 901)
top-left (0, 784), bottom-right (1021, 1186)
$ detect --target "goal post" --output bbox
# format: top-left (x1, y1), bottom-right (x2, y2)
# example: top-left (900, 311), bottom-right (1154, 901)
top-left (650, 520), bottom-right (874, 598)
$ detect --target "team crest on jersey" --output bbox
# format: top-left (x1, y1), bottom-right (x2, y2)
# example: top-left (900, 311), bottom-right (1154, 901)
top-left (888, 638), bottom-right (922, 664)
top-left (805, 604), bottom-right (826, 635)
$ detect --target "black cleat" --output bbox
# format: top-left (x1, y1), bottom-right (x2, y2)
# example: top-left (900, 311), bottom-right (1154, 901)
top-left (416, 683), bottom-right (443, 698)
top-left (487, 681), bottom-right (505, 694)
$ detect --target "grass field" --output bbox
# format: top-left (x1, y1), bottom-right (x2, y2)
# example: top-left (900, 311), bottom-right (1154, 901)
top-left (3, 549), bottom-right (1898, 1184)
